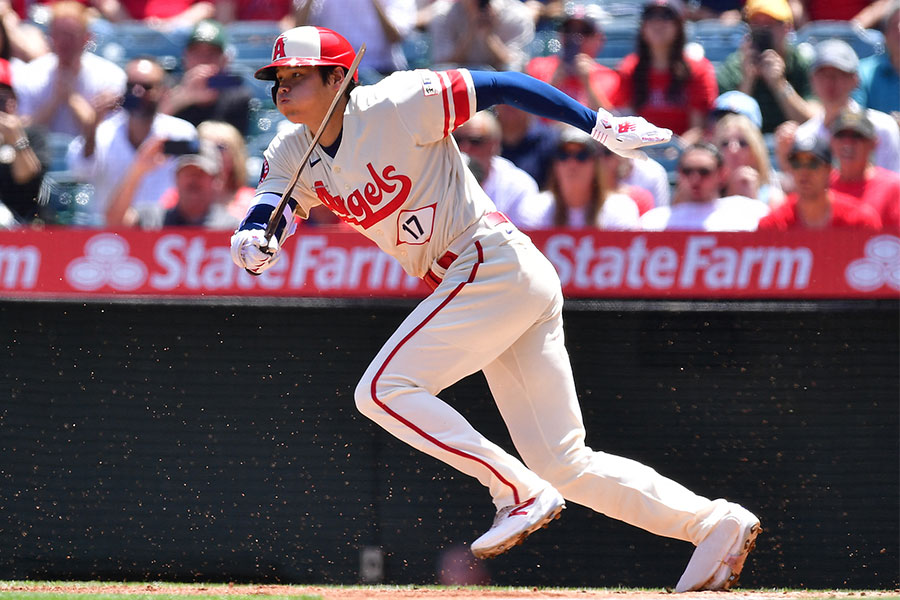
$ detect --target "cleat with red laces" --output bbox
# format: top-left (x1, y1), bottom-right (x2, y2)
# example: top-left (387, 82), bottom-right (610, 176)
top-left (470, 487), bottom-right (565, 559)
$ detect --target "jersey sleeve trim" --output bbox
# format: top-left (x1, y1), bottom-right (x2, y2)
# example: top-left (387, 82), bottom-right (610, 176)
top-left (437, 68), bottom-right (476, 138)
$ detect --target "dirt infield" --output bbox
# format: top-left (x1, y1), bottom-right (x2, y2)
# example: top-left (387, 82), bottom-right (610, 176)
top-left (3, 584), bottom-right (899, 600)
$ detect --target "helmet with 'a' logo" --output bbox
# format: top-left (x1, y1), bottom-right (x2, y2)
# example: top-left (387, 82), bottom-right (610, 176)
top-left (254, 26), bottom-right (357, 82)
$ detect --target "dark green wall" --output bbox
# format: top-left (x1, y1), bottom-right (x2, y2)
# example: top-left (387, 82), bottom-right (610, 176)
top-left (1, 299), bottom-right (897, 589)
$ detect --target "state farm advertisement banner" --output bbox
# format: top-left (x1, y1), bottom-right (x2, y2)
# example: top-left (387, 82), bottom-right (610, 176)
top-left (0, 228), bottom-right (898, 299)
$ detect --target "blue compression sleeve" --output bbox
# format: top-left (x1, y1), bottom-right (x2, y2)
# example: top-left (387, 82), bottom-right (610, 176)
top-left (471, 70), bottom-right (597, 133)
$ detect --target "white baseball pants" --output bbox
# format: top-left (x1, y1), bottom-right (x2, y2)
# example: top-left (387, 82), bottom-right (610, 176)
top-left (354, 218), bottom-right (730, 545)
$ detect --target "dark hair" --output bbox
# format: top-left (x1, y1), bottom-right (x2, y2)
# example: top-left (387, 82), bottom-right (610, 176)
top-left (632, 9), bottom-right (689, 109)
top-left (0, 17), bottom-right (11, 61)
top-left (318, 65), bottom-right (356, 99)
top-left (679, 142), bottom-right (724, 168)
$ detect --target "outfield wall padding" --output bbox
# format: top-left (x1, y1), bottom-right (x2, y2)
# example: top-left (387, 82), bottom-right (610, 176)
top-left (1, 299), bottom-right (897, 589)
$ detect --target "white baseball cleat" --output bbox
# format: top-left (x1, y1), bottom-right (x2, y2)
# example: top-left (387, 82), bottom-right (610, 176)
top-left (470, 487), bottom-right (565, 559)
top-left (675, 502), bottom-right (762, 593)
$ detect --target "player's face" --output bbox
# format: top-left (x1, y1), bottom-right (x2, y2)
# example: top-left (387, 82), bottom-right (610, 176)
top-left (273, 66), bottom-right (333, 125)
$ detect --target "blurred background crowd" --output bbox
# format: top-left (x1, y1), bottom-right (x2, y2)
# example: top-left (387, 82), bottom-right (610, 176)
top-left (0, 0), bottom-right (896, 233)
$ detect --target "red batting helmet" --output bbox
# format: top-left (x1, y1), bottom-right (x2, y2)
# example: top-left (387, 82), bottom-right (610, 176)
top-left (255, 26), bottom-right (358, 82)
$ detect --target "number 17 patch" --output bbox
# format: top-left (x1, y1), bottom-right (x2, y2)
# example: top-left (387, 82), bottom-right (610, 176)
top-left (397, 204), bottom-right (435, 245)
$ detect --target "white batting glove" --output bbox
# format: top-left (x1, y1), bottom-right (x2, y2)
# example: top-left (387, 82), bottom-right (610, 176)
top-left (591, 108), bottom-right (672, 161)
top-left (230, 229), bottom-right (281, 275)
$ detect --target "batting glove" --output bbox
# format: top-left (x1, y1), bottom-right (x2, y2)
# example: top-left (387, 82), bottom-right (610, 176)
top-left (230, 229), bottom-right (281, 275)
top-left (591, 108), bottom-right (672, 161)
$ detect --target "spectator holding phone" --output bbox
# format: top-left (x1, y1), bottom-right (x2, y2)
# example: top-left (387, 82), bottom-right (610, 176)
top-left (613, 0), bottom-right (717, 141)
top-left (716, 0), bottom-right (814, 133)
top-left (159, 19), bottom-right (253, 134)
top-left (525, 3), bottom-right (618, 112)
top-left (67, 56), bottom-right (197, 227)
top-left (106, 137), bottom-right (238, 229)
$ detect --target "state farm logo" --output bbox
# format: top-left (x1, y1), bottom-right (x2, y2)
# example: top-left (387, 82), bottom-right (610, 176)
top-left (845, 235), bottom-right (900, 292)
top-left (65, 234), bottom-right (148, 291)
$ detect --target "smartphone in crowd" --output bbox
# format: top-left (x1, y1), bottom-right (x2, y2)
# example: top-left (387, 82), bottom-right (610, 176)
top-left (206, 73), bottom-right (244, 90)
top-left (162, 139), bottom-right (199, 156)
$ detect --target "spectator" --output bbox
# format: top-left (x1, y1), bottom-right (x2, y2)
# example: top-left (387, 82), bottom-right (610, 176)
top-left (613, 0), bottom-right (717, 141)
top-left (525, 3), bottom-right (618, 112)
top-left (853, 0), bottom-right (900, 117)
top-left (159, 19), bottom-right (253, 135)
top-left (789, 39), bottom-right (900, 174)
top-left (597, 144), bottom-right (656, 214)
top-left (453, 110), bottom-right (538, 228)
top-left (828, 110), bottom-right (900, 229)
top-left (713, 113), bottom-right (785, 206)
top-left (795, 0), bottom-right (892, 28)
top-left (67, 56), bottom-right (197, 226)
top-left (496, 103), bottom-right (559, 189)
top-left (429, 0), bottom-right (535, 72)
top-left (759, 135), bottom-right (881, 230)
top-left (297, 0), bottom-right (416, 80)
top-left (518, 125), bottom-right (640, 230)
top-left (0, 57), bottom-right (46, 224)
top-left (702, 90), bottom-right (763, 141)
top-left (107, 137), bottom-right (238, 229)
top-left (0, 1), bottom-right (49, 63)
top-left (14, 1), bottom-right (125, 137)
top-left (215, 0), bottom-right (297, 30)
top-left (97, 0), bottom-right (214, 29)
top-left (716, 0), bottom-right (814, 133)
top-left (641, 142), bottom-right (769, 230)
top-left (195, 119), bottom-right (256, 222)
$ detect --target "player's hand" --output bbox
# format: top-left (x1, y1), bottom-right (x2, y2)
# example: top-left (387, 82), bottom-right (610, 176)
top-left (591, 108), bottom-right (672, 161)
top-left (230, 229), bottom-right (282, 275)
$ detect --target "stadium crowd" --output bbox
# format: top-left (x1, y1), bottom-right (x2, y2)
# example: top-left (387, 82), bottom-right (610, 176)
top-left (0, 0), bottom-right (896, 231)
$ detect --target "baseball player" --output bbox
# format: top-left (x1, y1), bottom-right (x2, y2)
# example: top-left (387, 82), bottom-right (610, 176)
top-left (230, 26), bottom-right (761, 591)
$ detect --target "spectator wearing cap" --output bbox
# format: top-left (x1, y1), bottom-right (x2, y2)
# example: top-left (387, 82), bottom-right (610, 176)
top-left (788, 39), bottom-right (900, 174)
top-left (107, 137), bottom-right (237, 229)
top-left (159, 19), bottom-right (253, 135)
top-left (525, 4), bottom-right (618, 112)
top-left (0, 56), bottom-right (46, 224)
top-left (429, 0), bottom-right (535, 72)
top-left (641, 142), bottom-right (769, 231)
top-left (713, 112), bottom-right (785, 206)
top-left (518, 125), bottom-right (641, 230)
top-left (716, 0), bottom-right (814, 134)
top-left (758, 135), bottom-right (881, 230)
top-left (453, 110), bottom-right (538, 229)
top-left (68, 56), bottom-right (198, 227)
top-left (297, 0), bottom-right (416, 80)
top-left (13, 1), bottom-right (125, 137)
top-left (706, 90), bottom-right (763, 133)
top-left (612, 0), bottom-right (718, 140)
top-left (829, 110), bottom-right (900, 229)
top-left (853, 0), bottom-right (900, 117)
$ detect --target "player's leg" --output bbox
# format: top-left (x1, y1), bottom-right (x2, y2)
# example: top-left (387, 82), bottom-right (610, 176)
top-left (481, 247), bottom-right (760, 589)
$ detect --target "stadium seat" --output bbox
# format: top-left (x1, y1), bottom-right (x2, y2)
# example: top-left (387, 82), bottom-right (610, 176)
top-left (793, 20), bottom-right (885, 59)
top-left (94, 21), bottom-right (188, 71)
top-left (642, 137), bottom-right (686, 187)
top-left (595, 20), bottom-right (639, 68)
top-left (686, 20), bottom-right (748, 65)
top-left (225, 21), bottom-right (282, 62)
top-left (38, 174), bottom-right (96, 226)
top-left (45, 132), bottom-right (75, 175)
top-left (402, 29), bottom-right (432, 70)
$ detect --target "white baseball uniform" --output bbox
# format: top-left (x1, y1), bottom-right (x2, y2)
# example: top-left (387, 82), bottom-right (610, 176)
top-left (246, 67), bottom-right (733, 546)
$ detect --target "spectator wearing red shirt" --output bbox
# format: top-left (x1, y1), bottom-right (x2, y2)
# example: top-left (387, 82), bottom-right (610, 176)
top-left (828, 110), bottom-right (900, 229)
top-left (759, 135), bottom-right (882, 230)
top-left (525, 3), bottom-right (618, 111)
top-left (613, 0), bottom-right (717, 140)
top-left (103, 0), bottom-right (214, 27)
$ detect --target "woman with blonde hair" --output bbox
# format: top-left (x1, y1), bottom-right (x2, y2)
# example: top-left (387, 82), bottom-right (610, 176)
top-left (518, 125), bottom-right (640, 230)
top-left (713, 113), bottom-right (785, 206)
top-left (196, 120), bottom-right (256, 219)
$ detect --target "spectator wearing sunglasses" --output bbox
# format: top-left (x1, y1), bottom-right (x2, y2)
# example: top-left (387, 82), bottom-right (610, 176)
top-left (758, 135), bottom-right (881, 230)
top-left (641, 142), bottom-right (769, 230)
top-left (518, 125), bottom-right (640, 230)
top-left (453, 110), bottom-right (538, 229)
top-left (713, 113), bottom-right (785, 206)
top-left (525, 3), bottom-right (618, 112)
top-left (612, 0), bottom-right (717, 141)
top-left (828, 110), bottom-right (900, 229)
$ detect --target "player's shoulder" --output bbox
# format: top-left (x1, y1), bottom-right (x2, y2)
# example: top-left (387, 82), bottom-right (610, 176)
top-left (356, 68), bottom-right (469, 108)
top-left (266, 121), bottom-right (307, 154)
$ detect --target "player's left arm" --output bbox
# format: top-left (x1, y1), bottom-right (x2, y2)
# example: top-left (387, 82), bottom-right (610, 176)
top-left (469, 70), bottom-right (671, 160)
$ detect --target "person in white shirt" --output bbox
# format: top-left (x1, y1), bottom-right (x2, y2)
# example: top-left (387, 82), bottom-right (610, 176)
top-left (14, 1), bottom-right (125, 137)
top-left (452, 110), bottom-right (538, 228)
top-left (641, 142), bottom-right (769, 231)
top-left (66, 57), bottom-right (197, 226)
top-left (519, 125), bottom-right (640, 230)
